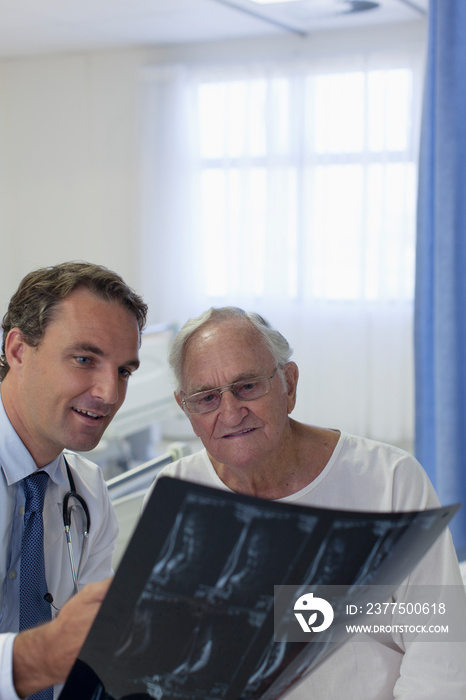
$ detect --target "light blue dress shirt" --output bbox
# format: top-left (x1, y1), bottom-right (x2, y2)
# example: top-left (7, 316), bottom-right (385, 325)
top-left (0, 407), bottom-right (64, 632)
top-left (0, 395), bottom-right (119, 699)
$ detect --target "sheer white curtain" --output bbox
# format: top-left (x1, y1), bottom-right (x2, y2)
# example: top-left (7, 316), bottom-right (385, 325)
top-left (140, 46), bottom-right (422, 447)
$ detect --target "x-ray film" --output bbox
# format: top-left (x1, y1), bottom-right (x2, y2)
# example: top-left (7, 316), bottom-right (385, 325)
top-left (59, 477), bottom-right (460, 700)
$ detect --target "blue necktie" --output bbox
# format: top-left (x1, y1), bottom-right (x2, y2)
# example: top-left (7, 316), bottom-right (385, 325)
top-left (20, 471), bottom-right (53, 700)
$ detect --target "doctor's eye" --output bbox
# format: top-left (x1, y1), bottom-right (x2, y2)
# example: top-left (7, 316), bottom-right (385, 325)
top-left (75, 356), bottom-right (92, 366)
top-left (119, 367), bottom-right (133, 379)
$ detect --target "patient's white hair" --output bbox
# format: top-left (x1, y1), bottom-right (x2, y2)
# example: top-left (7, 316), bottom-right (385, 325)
top-left (169, 306), bottom-right (293, 390)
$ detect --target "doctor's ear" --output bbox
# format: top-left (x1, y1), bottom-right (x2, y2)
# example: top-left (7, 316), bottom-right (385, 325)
top-left (4, 329), bottom-right (29, 370)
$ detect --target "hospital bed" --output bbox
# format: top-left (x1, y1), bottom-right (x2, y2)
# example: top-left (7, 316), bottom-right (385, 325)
top-left (107, 442), bottom-right (190, 568)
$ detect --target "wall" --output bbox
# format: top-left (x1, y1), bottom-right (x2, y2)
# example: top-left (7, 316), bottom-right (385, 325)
top-left (0, 49), bottom-right (145, 310)
top-left (0, 21), bottom-right (426, 318)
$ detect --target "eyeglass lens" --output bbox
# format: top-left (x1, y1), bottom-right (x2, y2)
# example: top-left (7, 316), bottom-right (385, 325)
top-left (185, 376), bottom-right (272, 413)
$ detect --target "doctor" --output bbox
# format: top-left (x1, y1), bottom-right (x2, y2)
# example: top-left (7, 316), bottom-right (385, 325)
top-left (0, 261), bottom-right (147, 699)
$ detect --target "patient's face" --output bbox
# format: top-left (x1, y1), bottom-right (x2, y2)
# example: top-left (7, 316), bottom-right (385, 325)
top-left (177, 319), bottom-right (297, 473)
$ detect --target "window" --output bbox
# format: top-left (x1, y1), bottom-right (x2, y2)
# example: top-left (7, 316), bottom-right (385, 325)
top-left (140, 45), bottom-right (422, 446)
top-left (197, 66), bottom-right (417, 302)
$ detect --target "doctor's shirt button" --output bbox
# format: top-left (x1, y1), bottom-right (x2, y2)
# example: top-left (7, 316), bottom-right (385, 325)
top-left (19, 506), bottom-right (25, 515)
top-left (9, 570), bottom-right (17, 580)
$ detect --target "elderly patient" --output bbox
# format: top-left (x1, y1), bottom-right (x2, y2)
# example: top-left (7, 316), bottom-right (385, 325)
top-left (155, 306), bottom-right (466, 699)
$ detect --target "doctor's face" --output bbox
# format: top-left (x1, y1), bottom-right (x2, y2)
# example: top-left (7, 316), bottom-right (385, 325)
top-left (177, 319), bottom-right (298, 472)
top-left (3, 287), bottom-right (140, 467)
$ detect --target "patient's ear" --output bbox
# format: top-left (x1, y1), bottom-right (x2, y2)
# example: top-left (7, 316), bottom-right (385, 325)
top-left (174, 390), bottom-right (184, 410)
top-left (174, 390), bottom-right (201, 437)
top-left (284, 362), bottom-right (299, 414)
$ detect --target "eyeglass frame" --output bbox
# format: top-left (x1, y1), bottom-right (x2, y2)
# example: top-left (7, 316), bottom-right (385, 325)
top-left (181, 367), bottom-right (279, 414)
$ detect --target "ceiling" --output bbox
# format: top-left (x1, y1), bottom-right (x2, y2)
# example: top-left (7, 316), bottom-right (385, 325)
top-left (0, 0), bottom-right (428, 58)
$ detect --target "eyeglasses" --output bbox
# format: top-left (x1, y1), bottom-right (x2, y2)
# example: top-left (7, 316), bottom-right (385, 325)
top-left (182, 368), bottom-right (278, 414)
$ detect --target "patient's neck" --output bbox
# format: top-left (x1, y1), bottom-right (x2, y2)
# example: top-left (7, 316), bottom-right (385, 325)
top-left (209, 422), bottom-right (340, 500)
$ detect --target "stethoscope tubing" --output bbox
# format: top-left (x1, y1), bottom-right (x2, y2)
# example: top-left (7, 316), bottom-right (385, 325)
top-left (62, 459), bottom-right (91, 595)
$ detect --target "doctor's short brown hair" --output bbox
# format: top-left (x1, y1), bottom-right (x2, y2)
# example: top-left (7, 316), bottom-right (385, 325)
top-left (0, 261), bottom-right (148, 381)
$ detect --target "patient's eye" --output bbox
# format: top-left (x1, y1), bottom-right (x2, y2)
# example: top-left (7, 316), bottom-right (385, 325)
top-left (198, 391), bottom-right (220, 405)
top-left (239, 381), bottom-right (258, 391)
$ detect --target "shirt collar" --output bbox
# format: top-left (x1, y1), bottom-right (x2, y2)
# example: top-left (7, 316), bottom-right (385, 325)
top-left (0, 393), bottom-right (66, 487)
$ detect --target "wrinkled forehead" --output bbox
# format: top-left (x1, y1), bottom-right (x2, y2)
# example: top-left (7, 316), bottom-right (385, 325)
top-left (181, 319), bottom-right (274, 388)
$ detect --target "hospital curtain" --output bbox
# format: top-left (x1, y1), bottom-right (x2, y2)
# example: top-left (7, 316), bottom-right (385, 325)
top-left (141, 43), bottom-right (423, 449)
top-left (415, 0), bottom-right (466, 555)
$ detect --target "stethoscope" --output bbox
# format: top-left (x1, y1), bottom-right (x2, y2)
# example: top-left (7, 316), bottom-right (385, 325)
top-left (62, 458), bottom-right (91, 595)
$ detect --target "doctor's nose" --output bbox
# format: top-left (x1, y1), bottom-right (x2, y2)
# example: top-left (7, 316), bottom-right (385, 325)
top-left (92, 371), bottom-right (119, 405)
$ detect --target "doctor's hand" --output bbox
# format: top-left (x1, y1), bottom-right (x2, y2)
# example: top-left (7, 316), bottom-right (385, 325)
top-left (13, 577), bottom-right (112, 699)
